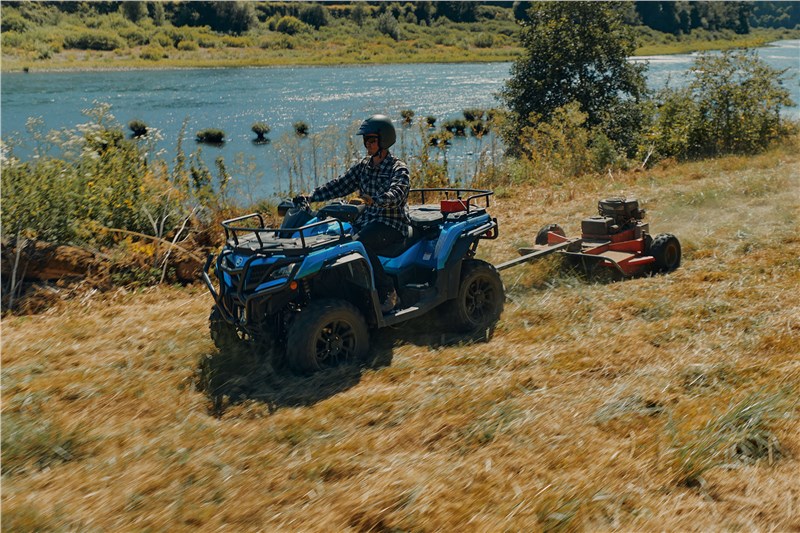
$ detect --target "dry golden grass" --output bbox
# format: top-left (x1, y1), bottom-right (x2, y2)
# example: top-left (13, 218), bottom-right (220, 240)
top-left (2, 141), bottom-right (799, 531)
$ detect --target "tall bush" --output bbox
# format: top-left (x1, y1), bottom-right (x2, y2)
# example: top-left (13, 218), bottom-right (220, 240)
top-left (275, 15), bottom-right (305, 35)
top-left (63, 30), bottom-right (125, 51)
top-left (650, 50), bottom-right (794, 159)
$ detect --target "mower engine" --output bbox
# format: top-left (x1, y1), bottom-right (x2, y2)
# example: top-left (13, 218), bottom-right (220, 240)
top-left (581, 197), bottom-right (647, 238)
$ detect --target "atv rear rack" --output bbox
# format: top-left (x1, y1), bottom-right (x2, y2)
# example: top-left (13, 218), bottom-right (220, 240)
top-left (410, 188), bottom-right (492, 213)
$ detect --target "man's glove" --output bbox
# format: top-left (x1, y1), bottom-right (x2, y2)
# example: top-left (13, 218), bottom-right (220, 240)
top-left (292, 194), bottom-right (309, 206)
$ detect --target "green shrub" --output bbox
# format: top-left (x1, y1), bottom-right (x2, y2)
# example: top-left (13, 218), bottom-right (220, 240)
top-left (120, 27), bottom-right (148, 46)
top-left (589, 131), bottom-right (621, 171)
top-left (63, 30), bottom-right (125, 51)
top-left (198, 36), bottom-right (219, 49)
top-left (1, 105), bottom-right (155, 244)
top-left (442, 118), bottom-right (467, 136)
top-left (294, 121), bottom-right (309, 137)
top-left (275, 16), bottom-right (306, 35)
top-left (140, 44), bottom-right (166, 60)
top-left (650, 50), bottom-right (794, 159)
top-left (463, 108), bottom-right (485, 122)
top-left (518, 101), bottom-right (593, 179)
top-left (1, 31), bottom-right (25, 48)
top-left (473, 33), bottom-right (494, 48)
top-left (151, 31), bottom-right (174, 48)
top-left (470, 120), bottom-right (489, 138)
top-left (176, 39), bottom-right (198, 51)
top-left (128, 119), bottom-right (148, 138)
top-left (222, 35), bottom-right (250, 48)
top-left (1, 12), bottom-right (28, 33)
top-left (196, 129), bottom-right (226, 144)
top-left (260, 35), bottom-right (295, 50)
top-left (400, 109), bottom-right (415, 125)
top-left (252, 122), bottom-right (271, 140)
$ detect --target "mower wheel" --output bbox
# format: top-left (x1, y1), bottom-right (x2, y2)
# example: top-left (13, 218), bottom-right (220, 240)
top-left (535, 224), bottom-right (566, 245)
top-left (286, 299), bottom-right (368, 374)
top-left (209, 307), bottom-right (244, 352)
top-left (650, 233), bottom-right (681, 272)
top-left (443, 259), bottom-right (505, 333)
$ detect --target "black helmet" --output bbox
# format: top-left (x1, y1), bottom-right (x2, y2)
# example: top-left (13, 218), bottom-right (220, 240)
top-left (357, 114), bottom-right (396, 150)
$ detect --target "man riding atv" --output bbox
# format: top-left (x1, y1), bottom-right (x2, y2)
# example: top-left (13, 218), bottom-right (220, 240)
top-left (294, 114), bottom-right (408, 313)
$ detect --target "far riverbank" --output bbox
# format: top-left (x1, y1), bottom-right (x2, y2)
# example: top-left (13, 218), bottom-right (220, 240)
top-left (3, 28), bottom-right (798, 73)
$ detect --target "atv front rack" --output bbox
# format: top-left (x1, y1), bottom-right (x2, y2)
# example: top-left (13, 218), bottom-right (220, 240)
top-left (221, 213), bottom-right (348, 254)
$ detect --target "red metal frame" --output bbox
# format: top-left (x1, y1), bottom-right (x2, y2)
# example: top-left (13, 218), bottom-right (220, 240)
top-left (543, 224), bottom-right (656, 277)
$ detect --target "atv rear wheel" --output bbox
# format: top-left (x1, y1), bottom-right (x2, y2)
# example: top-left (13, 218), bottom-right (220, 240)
top-left (209, 307), bottom-right (244, 352)
top-left (650, 233), bottom-right (681, 272)
top-left (444, 259), bottom-right (504, 333)
top-left (535, 224), bottom-right (566, 245)
top-left (286, 299), bottom-right (369, 373)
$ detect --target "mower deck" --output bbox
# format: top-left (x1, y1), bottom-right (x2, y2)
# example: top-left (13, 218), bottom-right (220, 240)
top-left (494, 197), bottom-right (680, 279)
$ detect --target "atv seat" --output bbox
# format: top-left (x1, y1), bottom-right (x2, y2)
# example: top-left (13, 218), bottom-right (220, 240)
top-left (371, 205), bottom-right (444, 258)
top-left (375, 225), bottom-right (420, 258)
top-left (408, 204), bottom-right (444, 230)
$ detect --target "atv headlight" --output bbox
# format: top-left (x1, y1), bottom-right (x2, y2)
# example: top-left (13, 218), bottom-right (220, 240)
top-left (270, 264), bottom-right (295, 281)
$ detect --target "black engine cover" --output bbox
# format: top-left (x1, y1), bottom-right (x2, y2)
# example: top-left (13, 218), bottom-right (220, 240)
top-left (582, 216), bottom-right (615, 236)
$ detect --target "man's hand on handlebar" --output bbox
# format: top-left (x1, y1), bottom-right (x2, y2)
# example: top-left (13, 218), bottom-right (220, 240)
top-left (292, 194), bottom-right (309, 206)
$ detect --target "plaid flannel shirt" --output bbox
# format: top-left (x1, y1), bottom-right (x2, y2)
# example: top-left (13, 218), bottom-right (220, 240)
top-left (309, 152), bottom-right (411, 237)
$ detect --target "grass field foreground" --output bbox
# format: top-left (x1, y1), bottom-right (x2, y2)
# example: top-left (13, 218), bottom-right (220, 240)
top-left (2, 141), bottom-right (799, 530)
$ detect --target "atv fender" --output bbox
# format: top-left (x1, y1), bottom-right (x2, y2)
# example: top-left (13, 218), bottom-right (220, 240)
top-left (294, 241), bottom-right (372, 281)
top-left (324, 252), bottom-right (375, 290)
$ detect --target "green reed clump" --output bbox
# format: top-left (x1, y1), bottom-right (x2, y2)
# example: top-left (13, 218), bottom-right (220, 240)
top-left (0, 104), bottom-right (229, 249)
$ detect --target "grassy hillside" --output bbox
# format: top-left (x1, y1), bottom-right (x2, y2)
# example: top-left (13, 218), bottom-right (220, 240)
top-left (2, 141), bottom-right (799, 530)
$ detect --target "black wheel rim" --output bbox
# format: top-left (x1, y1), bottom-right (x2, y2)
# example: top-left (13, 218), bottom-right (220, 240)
top-left (314, 319), bottom-right (357, 365)
top-left (465, 276), bottom-right (497, 324)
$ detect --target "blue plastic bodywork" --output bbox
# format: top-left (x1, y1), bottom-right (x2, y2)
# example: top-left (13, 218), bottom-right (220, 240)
top-left (219, 212), bottom-right (492, 296)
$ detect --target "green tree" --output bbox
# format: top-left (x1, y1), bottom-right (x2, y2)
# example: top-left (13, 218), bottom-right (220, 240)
top-left (500, 2), bottom-right (647, 143)
top-left (150, 1), bottom-right (165, 26)
top-left (351, 2), bottom-right (368, 26)
top-left (121, 2), bottom-right (148, 23)
top-left (299, 3), bottom-right (329, 30)
top-left (377, 12), bottom-right (400, 41)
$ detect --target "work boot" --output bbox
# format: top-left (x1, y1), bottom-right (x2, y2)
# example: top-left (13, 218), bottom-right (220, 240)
top-left (380, 289), bottom-right (398, 313)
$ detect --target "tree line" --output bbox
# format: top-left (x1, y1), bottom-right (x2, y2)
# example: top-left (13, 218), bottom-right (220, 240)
top-left (3, 1), bottom-right (798, 37)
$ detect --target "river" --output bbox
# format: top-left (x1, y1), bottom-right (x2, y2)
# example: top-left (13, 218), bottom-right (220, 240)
top-left (2, 40), bottom-right (798, 196)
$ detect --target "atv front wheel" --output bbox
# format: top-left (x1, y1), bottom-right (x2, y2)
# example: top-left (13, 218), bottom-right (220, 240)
top-left (209, 307), bottom-right (244, 352)
top-left (650, 233), bottom-right (681, 273)
top-left (444, 259), bottom-right (505, 333)
top-left (286, 299), bottom-right (369, 373)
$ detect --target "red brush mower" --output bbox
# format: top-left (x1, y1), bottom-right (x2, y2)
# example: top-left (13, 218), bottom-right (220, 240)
top-left (496, 197), bottom-right (681, 279)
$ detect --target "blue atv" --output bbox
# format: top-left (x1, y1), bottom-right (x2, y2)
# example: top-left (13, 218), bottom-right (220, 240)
top-left (202, 188), bottom-right (503, 373)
